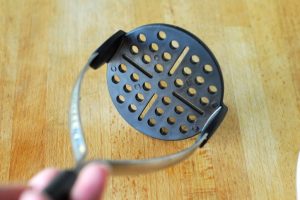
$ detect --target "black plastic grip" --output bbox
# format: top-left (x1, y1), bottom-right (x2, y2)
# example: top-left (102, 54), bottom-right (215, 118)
top-left (43, 169), bottom-right (78, 200)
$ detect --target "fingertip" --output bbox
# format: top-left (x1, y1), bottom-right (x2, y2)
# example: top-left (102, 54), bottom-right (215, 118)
top-left (71, 163), bottom-right (110, 200)
top-left (29, 168), bottom-right (60, 191)
top-left (19, 190), bottom-right (49, 200)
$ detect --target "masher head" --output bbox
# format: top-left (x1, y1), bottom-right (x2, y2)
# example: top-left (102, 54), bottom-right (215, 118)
top-left (106, 24), bottom-right (225, 141)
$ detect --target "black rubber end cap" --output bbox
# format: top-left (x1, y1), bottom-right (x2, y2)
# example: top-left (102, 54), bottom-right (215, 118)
top-left (199, 104), bottom-right (228, 148)
top-left (90, 30), bottom-right (126, 69)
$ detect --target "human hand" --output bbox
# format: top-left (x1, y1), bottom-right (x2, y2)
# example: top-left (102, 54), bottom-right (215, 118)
top-left (0, 163), bottom-right (109, 200)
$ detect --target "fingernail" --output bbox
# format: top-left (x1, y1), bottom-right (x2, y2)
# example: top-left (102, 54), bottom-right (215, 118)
top-left (20, 190), bottom-right (49, 200)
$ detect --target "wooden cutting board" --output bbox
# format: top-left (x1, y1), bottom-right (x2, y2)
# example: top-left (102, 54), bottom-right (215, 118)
top-left (0, 0), bottom-right (299, 199)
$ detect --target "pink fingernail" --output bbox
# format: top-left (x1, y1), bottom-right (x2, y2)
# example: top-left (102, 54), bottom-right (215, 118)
top-left (20, 190), bottom-right (49, 200)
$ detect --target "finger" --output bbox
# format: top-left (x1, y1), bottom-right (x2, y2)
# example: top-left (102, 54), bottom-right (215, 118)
top-left (28, 168), bottom-right (60, 191)
top-left (19, 190), bottom-right (49, 200)
top-left (71, 163), bottom-right (109, 200)
top-left (0, 185), bottom-right (26, 200)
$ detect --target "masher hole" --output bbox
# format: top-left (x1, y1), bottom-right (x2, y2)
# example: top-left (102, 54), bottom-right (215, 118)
top-left (160, 127), bottom-right (169, 135)
top-left (131, 45), bottom-right (139, 54)
top-left (155, 107), bottom-right (164, 116)
top-left (135, 93), bottom-right (144, 102)
top-left (200, 97), bottom-right (209, 105)
top-left (158, 80), bottom-right (168, 89)
top-left (162, 52), bottom-right (172, 61)
top-left (118, 64), bottom-right (127, 73)
top-left (154, 64), bottom-right (164, 73)
top-left (112, 75), bottom-right (120, 84)
top-left (143, 54), bottom-right (151, 64)
top-left (148, 118), bottom-right (156, 126)
top-left (191, 55), bottom-right (200, 64)
top-left (187, 114), bottom-right (197, 123)
top-left (143, 82), bottom-right (152, 91)
top-left (175, 106), bottom-right (184, 114)
top-left (167, 117), bottom-right (176, 124)
top-left (137, 33), bottom-right (146, 42)
top-left (150, 43), bottom-right (159, 52)
top-left (174, 79), bottom-right (184, 87)
top-left (180, 125), bottom-right (189, 133)
top-left (157, 31), bottom-right (166, 40)
top-left (195, 76), bottom-right (205, 85)
top-left (116, 95), bottom-right (125, 103)
top-left (182, 67), bottom-right (192, 76)
top-left (204, 64), bottom-right (213, 73)
top-left (128, 104), bottom-right (137, 112)
top-left (162, 96), bottom-right (171, 105)
top-left (187, 87), bottom-right (197, 96)
top-left (130, 73), bottom-right (139, 82)
top-left (123, 84), bottom-right (132, 93)
top-left (208, 85), bottom-right (218, 94)
top-left (170, 40), bottom-right (179, 49)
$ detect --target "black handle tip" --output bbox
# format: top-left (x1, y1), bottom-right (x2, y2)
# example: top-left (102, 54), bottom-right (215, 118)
top-left (43, 170), bottom-right (77, 200)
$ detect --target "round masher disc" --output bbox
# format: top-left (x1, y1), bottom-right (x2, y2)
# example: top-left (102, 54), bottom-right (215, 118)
top-left (107, 24), bottom-right (224, 140)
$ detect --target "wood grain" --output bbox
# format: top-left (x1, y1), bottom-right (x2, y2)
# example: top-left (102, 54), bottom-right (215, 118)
top-left (0, 0), bottom-right (299, 199)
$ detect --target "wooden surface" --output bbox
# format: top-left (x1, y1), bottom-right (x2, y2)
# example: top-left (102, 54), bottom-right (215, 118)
top-left (0, 0), bottom-right (299, 199)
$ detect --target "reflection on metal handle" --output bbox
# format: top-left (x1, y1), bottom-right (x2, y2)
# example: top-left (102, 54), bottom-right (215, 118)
top-left (70, 53), bottom-right (220, 175)
top-left (69, 53), bottom-right (99, 163)
top-left (297, 152), bottom-right (299, 200)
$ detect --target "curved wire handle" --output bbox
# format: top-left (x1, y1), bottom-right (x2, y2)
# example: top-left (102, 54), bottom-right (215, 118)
top-left (69, 52), bottom-right (222, 175)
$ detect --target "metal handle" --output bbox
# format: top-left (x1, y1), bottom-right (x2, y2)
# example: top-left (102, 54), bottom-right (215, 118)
top-left (68, 52), bottom-right (223, 175)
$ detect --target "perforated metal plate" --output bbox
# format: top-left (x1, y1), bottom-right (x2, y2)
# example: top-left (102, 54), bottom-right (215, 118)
top-left (107, 24), bottom-right (224, 140)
